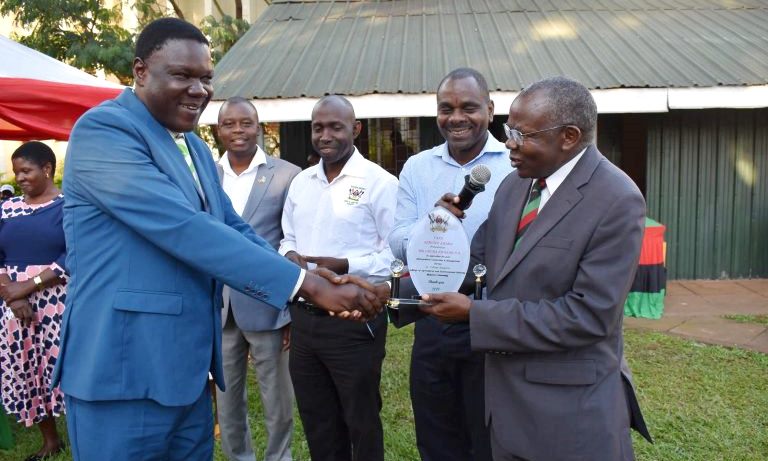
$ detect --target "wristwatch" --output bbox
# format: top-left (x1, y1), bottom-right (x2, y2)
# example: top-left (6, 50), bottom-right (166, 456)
top-left (33, 275), bottom-right (43, 290)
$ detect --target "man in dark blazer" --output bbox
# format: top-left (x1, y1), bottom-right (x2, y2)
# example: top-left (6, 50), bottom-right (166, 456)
top-left (215, 97), bottom-right (301, 461)
top-left (423, 76), bottom-right (652, 461)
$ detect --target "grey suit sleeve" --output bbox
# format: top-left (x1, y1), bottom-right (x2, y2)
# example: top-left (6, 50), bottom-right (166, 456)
top-left (470, 190), bottom-right (645, 353)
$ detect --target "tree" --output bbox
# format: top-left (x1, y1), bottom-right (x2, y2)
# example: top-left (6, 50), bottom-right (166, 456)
top-left (0, 0), bottom-right (135, 83)
top-left (200, 14), bottom-right (251, 65)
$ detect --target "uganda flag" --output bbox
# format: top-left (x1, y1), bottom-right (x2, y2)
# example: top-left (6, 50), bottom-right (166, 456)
top-left (624, 218), bottom-right (667, 319)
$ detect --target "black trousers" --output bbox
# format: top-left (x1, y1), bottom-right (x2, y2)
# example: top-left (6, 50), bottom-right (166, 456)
top-left (289, 304), bottom-right (387, 461)
top-left (410, 316), bottom-right (492, 461)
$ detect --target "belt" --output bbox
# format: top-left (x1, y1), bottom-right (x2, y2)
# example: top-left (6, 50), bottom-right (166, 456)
top-left (294, 300), bottom-right (330, 316)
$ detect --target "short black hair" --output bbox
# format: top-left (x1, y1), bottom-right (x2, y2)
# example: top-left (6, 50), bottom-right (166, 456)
top-left (11, 141), bottom-right (57, 176)
top-left (437, 68), bottom-right (491, 103)
top-left (219, 96), bottom-right (258, 118)
top-left (519, 76), bottom-right (597, 145)
top-left (135, 17), bottom-right (209, 61)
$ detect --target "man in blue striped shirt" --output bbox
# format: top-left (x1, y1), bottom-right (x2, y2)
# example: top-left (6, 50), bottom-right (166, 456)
top-left (388, 68), bottom-right (513, 461)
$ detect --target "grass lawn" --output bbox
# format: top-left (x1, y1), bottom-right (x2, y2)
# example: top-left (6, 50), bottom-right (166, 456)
top-left (1, 326), bottom-right (766, 461)
top-left (723, 314), bottom-right (768, 327)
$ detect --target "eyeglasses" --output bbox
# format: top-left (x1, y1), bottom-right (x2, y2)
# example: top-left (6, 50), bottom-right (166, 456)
top-left (503, 124), bottom-right (568, 145)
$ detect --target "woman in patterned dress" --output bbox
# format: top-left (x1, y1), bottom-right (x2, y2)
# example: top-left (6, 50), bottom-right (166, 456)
top-left (0, 142), bottom-right (66, 460)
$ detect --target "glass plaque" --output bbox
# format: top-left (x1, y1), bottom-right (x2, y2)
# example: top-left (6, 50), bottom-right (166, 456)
top-left (406, 207), bottom-right (470, 295)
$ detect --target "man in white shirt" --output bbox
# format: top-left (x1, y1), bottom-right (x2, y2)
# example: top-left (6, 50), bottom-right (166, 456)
top-left (216, 97), bottom-right (300, 461)
top-left (278, 95), bottom-right (397, 461)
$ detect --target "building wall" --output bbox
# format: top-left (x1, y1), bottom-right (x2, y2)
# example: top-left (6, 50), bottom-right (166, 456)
top-left (646, 109), bottom-right (768, 279)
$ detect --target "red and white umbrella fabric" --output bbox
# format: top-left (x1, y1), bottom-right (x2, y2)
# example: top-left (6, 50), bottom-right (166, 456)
top-left (0, 34), bottom-right (123, 141)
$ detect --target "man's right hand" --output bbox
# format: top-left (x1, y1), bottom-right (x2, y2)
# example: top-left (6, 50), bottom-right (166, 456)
top-left (298, 271), bottom-right (382, 320)
top-left (435, 192), bottom-right (466, 220)
top-left (285, 250), bottom-right (309, 269)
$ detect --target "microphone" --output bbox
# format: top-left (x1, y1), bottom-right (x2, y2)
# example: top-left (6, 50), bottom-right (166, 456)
top-left (456, 164), bottom-right (492, 211)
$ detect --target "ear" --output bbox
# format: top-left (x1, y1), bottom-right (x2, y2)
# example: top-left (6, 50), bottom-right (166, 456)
top-left (561, 125), bottom-right (582, 151)
top-left (352, 120), bottom-right (362, 139)
top-left (43, 162), bottom-right (53, 177)
top-left (487, 99), bottom-right (495, 122)
top-left (133, 57), bottom-right (147, 86)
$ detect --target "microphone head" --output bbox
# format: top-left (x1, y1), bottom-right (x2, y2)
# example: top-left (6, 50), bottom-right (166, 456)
top-left (469, 164), bottom-right (492, 186)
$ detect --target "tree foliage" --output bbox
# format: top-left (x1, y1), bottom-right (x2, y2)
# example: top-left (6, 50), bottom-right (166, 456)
top-left (2, 0), bottom-right (251, 82)
top-left (200, 14), bottom-right (250, 65)
top-left (0, 0), bottom-right (135, 83)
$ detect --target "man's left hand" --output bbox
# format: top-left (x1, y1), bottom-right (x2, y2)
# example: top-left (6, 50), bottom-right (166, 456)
top-left (420, 292), bottom-right (472, 323)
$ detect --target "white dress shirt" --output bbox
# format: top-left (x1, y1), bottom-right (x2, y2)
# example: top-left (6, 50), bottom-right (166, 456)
top-left (539, 147), bottom-right (586, 210)
top-left (279, 149), bottom-right (398, 283)
top-left (218, 147), bottom-right (267, 215)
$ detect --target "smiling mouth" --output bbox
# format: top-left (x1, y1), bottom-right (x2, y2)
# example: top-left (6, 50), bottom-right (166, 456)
top-left (181, 103), bottom-right (201, 112)
top-left (447, 127), bottom-right (471, 136)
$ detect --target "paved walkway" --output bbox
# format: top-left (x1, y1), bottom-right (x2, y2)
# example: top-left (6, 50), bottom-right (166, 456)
top-left (624, 279), bottom-right (768, 353)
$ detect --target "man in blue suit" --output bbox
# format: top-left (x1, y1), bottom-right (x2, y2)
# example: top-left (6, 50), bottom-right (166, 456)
top-left (55, 18), bottom-right (382, 461)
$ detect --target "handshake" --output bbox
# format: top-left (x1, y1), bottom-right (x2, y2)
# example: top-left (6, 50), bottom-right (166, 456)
top-left (287, 251), bottom-right (390, 321)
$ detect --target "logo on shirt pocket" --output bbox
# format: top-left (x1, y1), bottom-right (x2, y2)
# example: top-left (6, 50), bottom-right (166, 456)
top-left (345, 186), bottom-right (366, 205)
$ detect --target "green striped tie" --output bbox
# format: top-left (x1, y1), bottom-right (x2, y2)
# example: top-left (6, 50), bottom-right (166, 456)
top-left (515, 178), bottom-right (546, 249)
top-left (174, 135), bottom-right (202, 190)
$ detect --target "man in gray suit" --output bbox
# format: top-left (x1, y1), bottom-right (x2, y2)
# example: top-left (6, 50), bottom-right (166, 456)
top-left (215, 97), bottom-right (301, 461)
top-left (423, 77), bottom-right (652, 461)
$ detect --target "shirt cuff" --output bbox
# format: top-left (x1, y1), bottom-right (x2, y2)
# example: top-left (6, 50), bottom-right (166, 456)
top-left (290, 268), bottom-right (306, 301)
top-left (346, 256), bottom-right (368, 276)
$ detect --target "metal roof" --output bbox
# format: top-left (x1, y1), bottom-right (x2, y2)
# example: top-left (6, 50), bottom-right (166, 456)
top-left (213, 0), bottom-right (768, 100)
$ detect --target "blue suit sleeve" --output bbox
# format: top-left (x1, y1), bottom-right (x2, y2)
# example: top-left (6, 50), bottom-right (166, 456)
top-left (65, 109), bottom-right (299, 309)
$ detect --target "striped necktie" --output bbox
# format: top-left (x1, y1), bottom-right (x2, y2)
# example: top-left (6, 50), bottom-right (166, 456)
top-left (174, 135), bottom-right (202, 190)
top-left (515, 178), bottom-right (547, 248)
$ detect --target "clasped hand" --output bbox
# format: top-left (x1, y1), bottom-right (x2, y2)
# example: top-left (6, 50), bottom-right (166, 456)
top-left (0, 279), bottom-right (36, 327)
top-left (0, 279), bottom-right (36, 304)
top-left (311, 267), bottom-right (389, 321)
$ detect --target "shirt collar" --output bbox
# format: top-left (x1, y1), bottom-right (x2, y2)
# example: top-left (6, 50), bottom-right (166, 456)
top-left (433, 131), bottom-right (508, 166)
top-left (219, 146), bottom-right (267, 177)
top-left (313, 148), bottom-right (366, 183)
top-left (544, 147), bottom-right (587, 195)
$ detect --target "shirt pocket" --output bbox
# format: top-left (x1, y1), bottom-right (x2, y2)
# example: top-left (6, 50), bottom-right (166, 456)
top-left (331, 204), bottom-right (367, 246)
top-left (537, 236), bottom-right (573, 250)
top-left (524, 360), bottom-right (596, 386)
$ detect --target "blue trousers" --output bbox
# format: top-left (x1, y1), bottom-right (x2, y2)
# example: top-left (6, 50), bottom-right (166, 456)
top-left (65, 384), bottom-right (213, 461)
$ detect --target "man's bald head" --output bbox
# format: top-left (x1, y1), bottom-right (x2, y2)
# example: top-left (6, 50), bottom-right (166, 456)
top-left (310, 95), bottom-right (361, 169)
top-left (312, 95), bottom-right (356, 123)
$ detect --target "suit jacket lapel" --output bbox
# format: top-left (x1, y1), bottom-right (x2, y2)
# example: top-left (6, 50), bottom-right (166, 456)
top-left (187, 140), bottom-right (216, 214)
top-left (117, 90), bottom-right (203, 210)
top-left (487, 177), bottom-right (530, 292)
top-left (495, 146), bottom-right (600, 284)
top-left (242, 157), bottom-right (275, 222)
